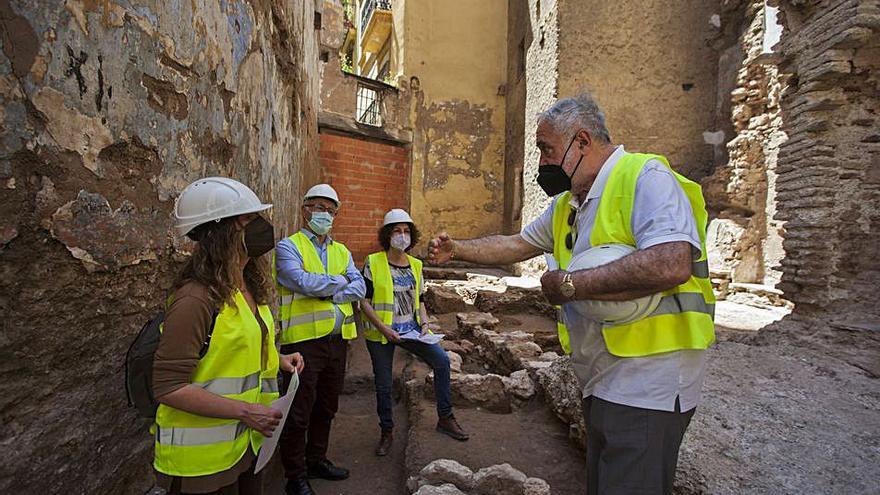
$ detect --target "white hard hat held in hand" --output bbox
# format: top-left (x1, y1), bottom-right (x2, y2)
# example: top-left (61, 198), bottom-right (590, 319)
top-left (383, 208), bottom-right (414, 226)
top-left (304, 184), bottom-right (340, 206)
top-left (174, 177), bottom-right (272, 237)
top-left (566, 244), bottom-right (661, 325)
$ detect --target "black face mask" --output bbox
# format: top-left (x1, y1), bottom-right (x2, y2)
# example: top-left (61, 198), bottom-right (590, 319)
top-left (244, 216), bottom-right (275, 257)
top-left (537, 134), bottom-right (584, 196)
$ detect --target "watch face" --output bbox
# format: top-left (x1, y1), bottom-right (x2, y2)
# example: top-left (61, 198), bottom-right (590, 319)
top-left (561, 282), bottom-right (576, 298)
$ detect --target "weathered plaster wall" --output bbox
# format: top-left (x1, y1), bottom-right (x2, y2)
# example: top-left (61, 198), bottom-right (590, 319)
top-left (0, 0), bottom-right (321, 492)
top-left (404, 0), bottom-right (509, 241)
top-left (773, 0), bottom-right (880, 323)
top-left (704, 1), bottom-right (788, 296)
top-left (517, 0), bottom-right (724, 275)
top-left (503, 0), bottom-right (530, 236)
top-left (518, 0), bottom-right (559, 273)
top-left (555, 0), bottom-right (723, 181)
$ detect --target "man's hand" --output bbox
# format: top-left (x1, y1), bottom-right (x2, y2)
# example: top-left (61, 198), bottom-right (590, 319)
top-left (381, 326), bottom-right (402, 343)
top-left (239, 403), bottom-right (283, 437)
top-left (428, 232), bottom-right (455, 265)
top-left (541, 269), bottom-right (571, 305)
top-left (279, 352), bottom-right (305, 374)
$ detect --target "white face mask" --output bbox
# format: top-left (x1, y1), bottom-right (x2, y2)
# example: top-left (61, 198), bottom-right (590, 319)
top-left (390, 233), bottom-right (411, 251)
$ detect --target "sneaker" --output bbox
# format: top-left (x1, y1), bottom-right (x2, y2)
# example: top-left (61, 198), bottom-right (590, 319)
top-left (307, 458), bottom-right (350, 481)
top-left (375, 429), bottom-right (393, 456)
top-left (436, 414), bottom-right (469, 441)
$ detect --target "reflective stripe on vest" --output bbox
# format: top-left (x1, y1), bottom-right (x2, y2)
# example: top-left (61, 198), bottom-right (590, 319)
top-left (154, 291), bottom-right (278, 477)
top-left (156, 422), bottom-right (249, 447)
top-left (261, 378), bottom-right (279, 394)
top-left (363, 251), bottom-right (423, 344)
top-left (589, 152), bottom-right (716, 357)
top-left (551, 192), bottom-right (574, 354)
top-left (193, 372), bottom-right (261, 396)
top-left (273, 232), bottom-right (357, 344)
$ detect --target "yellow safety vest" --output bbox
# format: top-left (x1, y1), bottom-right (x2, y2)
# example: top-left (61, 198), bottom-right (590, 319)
top-left (363, 251), bottom-right (423, 344)
top-left (153, 291), bottom-right (279, 477)
top-left (556, 152), bottom-right (716, 357)
top-left (273, 232), bottom-right (357, 344)
top-left (551, 194), bottom-right (574, 354)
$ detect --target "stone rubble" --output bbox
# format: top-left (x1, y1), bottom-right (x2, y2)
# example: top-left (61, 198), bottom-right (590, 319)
top-left (409, 459), bottom-right (551, 495)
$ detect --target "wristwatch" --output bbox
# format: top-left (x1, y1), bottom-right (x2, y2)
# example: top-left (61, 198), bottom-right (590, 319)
top-left (559, 272), bottom-right (576, 300)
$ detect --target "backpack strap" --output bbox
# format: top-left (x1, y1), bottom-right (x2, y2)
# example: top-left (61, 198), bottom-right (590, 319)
top-left (198, 309), bottom-right (220, 359)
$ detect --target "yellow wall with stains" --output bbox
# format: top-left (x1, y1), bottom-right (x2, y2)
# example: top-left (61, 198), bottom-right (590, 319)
top-left (401, 0), bottom-right (509, 243)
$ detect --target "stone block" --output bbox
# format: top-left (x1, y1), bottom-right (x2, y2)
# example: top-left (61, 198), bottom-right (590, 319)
top-left (425, 284), bottom-right (467, 314)
top-left (473, 463), bottom-right (528, 495)
top-left (418, 459), bottom-right (475, 491)
top-left (523, 477), bottom-right (552, 495)
top-left (413, 484), bottom-right (467, 495)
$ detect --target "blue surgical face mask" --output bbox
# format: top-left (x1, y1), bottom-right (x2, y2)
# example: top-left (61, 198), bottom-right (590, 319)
top-left (308, 211), bottom-right (334, 235)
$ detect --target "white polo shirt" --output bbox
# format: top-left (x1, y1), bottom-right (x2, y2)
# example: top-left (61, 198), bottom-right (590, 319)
top-left (521, 146), bottom-right (709, 412)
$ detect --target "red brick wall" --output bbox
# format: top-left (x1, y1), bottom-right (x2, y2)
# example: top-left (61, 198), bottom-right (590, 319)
top-left (318, 131), bottom-right (411, 264)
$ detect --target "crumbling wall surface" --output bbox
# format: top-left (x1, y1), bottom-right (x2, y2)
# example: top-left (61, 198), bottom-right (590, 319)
top-left (555, 0), bottom-right (723, 181)
top-left (404, 0), bottom-right (509, 241)
top-left (519, 0), bottom-right (559, 274)
top-left (773, 0), bottom-right (880, 323)
top-left (502, 0), bottom-right (530, 235)
top-left (0, 1), bottom-right (320, 493)
top-left (704, 1), bottom-right (787, 293)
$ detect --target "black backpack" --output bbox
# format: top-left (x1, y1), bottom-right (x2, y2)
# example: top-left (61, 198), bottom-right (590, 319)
top-left (124, 310), bottom-right (218, 419)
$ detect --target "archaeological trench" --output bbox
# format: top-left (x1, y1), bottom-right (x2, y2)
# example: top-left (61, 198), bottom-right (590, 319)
top-left (0, 1), bottom-right (878, 494)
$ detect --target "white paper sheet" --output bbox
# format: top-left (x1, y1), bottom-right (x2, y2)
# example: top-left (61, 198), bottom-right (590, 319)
top-left (400, 331), bottom-right (444, 345)
top-left (254, 370), bottom-right (299, 474)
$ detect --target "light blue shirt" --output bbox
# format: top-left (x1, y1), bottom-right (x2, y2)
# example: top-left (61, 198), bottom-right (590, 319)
top-left (275, 229), bottom-right (366, 333)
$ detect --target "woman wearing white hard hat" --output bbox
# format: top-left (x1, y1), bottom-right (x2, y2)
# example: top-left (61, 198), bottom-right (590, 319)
top-left (152, 177), bottom-right (304, 495)
top-left (360, 209), bottom-right (469, 457)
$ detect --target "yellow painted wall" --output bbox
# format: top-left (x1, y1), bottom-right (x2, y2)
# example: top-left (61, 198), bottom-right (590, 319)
top-left (402, 0), bottom-right (509, 243)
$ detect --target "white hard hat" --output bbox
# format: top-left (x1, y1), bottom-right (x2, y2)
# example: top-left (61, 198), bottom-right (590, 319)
top-left (566, 244), bottom-right (661, 324)
top-left (383, 208), bottom-right (414, 226)
top-left (304, 184), bottom-right (340, 206)
top-left (174, 177), bottom-right (272, 237)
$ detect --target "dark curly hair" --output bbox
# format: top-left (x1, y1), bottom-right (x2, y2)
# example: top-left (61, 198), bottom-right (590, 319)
top-left (175, 216), bottom-right (274, 309)
top-left (378, 222), bottom-right (420, 252)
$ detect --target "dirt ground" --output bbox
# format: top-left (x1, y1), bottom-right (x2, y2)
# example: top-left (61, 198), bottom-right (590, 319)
top-left (260, 282), bottom-right (879, 495)
top-left (675, 320), bottom-right (880, 495)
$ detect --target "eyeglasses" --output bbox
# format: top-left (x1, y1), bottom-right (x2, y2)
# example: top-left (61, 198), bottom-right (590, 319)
top-left (565, 209), bottom-right (577, 250)
top-left (304, 203), bottom-right (337, 216)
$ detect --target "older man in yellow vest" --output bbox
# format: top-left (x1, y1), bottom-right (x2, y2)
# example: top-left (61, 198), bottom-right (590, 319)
top-left (428, 92), bottom-right (714, 495)
top-left (274, 184), bottom-right (365, 495)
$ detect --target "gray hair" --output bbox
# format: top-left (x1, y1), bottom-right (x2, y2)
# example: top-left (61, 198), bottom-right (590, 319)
top-left (538, 92), bottom-right (611, 143)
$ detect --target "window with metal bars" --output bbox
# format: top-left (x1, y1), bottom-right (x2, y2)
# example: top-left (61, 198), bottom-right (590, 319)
top-left (356, 83), bottom-right (383, 127)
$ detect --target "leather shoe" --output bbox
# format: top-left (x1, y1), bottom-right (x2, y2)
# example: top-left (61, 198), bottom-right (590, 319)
top-left (285, 477), bottom-right (316, 495)
top-left (437, 414), bottom-right (469, 441)
top-left (307, 458), bottom-right (350, 480)
top-left (375, 429), bottom-right (393, 456)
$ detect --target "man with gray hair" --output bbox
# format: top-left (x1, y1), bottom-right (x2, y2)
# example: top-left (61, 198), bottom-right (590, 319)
top-left (428, 92), bottom-right (715, 494)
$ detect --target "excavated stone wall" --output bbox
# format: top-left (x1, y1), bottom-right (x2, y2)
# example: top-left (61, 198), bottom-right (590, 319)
top-left (773, 0), bottom-right (880, 323)
top-left (704, 1), bottom-right (788, 296)
top-left (0, 1), bottom-right (321, 492)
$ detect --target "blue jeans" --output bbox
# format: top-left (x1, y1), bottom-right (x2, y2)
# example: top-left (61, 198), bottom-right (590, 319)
top-left (366, 338), bottom-right (452, 430)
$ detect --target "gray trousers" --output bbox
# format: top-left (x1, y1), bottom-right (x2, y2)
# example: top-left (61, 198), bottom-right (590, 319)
top-left (582, 396), bottom-right (695, 495)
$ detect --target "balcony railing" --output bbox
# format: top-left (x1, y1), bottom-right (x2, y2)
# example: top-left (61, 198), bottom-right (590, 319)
top-left (360, 0), bottom-right (391, 36)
